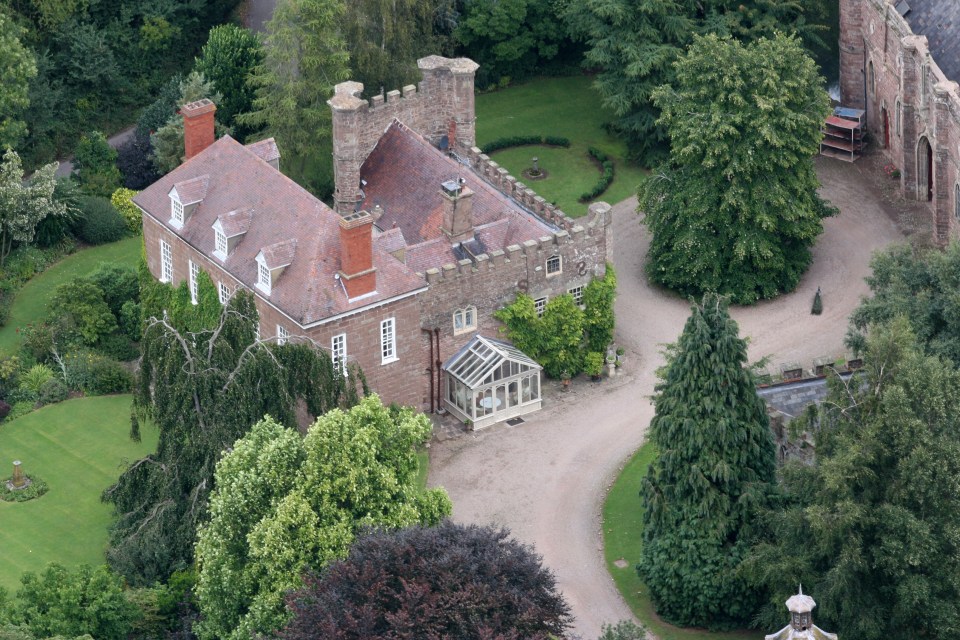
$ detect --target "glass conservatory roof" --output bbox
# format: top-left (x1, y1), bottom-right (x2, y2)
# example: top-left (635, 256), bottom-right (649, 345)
top-left (442, 335), bottom-right (541, 388)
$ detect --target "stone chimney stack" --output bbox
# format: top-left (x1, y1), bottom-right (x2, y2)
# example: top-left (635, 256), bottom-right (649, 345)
top-left (182, 99), bottom-right (217, 160)
top-left (328, 82), bottom-right (367, 215)
top-left (338, 210), bottom-right (376, 298)
top-left (440, 179), bottom-right (474, 243)
top-left (418, 56), bottom-right (479, 153)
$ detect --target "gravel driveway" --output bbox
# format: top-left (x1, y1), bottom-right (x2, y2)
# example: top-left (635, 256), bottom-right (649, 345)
top-left (429, 157), bottom-right (906, 639)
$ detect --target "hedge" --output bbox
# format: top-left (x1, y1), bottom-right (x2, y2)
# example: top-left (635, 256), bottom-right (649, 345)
top-left (480, 135), bottom-right (571, 155)
top-left (579, 147), bottom-right (615, 202)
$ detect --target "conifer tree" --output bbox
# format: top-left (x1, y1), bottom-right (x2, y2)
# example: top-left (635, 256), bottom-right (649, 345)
top-left (638, 294), bottom-right (775, 628)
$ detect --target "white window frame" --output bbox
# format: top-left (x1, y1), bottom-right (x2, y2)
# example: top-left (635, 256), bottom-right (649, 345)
top-left (218, 281), bottom-right (230, 304)
top-left (545, 255), bottom-right (562, 276)
top-left (277, 324), bottom-right (289, 346)
top-left (534, 296), bottom-right (547, 317)
top-left (453, 306), bottom-right (477, 335)
top-left (568, 285), bottom-right (584, 307)
top-left (380, 317), bottom-right (397, 364)
top-left (189, 260), bottom-right (200, 304)
top-left (214, 227), bottom-right (227, 258)
top-left (171, 196), bottom-right (184, 227)
top-left (160, 239), bottom-right (173, 282)
top-left (256, 259), bottom-right (271, 294)
top-left (331, 333), bottom-right (347, 376)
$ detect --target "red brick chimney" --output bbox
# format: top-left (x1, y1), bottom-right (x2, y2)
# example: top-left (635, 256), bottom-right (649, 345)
top-left (182, 99), bottom-right (217, 160)
top-left (338, 211), bottom-right (376, 298)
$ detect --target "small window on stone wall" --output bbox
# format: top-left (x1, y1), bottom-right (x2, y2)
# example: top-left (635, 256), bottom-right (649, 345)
top-left (534, 296), bottom-right (547, 317)
top-left (546, 255), bottom-right (561, 276)
top-left (568, 285), bottom-right (584, 306)
top-left (453, 306), bottom-right (477, 335)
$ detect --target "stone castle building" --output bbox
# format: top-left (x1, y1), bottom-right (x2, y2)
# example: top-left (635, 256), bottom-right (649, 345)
top-left (133, 56), bottom-right (611, 425)
top-left (839, 0), bottom-right (960, 243)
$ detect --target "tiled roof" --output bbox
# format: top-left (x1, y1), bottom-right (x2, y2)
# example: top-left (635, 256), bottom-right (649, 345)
top-left (904, 0), bottom-right (960, 80)
top-left (259, 239), bottom-right (297, 269)
top-left (360, 120), bottom-right (554, 266)
top-left (217, 208), bottom-right (253, 238)
top-left (171, 175), bottom-right (209, 204)
top-left (375, 227), bottom-right (407, 256)
top-left (246, 138), bottom-right (281, 164)
top-left (133, 136), bottom-right (426, 326)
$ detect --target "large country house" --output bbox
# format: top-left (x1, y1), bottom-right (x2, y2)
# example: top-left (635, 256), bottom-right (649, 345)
top-left (840, 0), bottom-right (960, 242)
top-left (134, 56), bottom-right (612, 428)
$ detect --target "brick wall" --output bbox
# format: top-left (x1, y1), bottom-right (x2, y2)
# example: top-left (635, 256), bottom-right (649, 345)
top-left (142, 213), bottom-right (430, 409)
top-left (841, 0), bottom-right (960, 244)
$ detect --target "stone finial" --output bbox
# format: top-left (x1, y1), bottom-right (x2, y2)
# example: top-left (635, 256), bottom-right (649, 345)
top-left (786, 585), bottom-right (816, 616)
top-left (328, 81), bottom-right (367, 111)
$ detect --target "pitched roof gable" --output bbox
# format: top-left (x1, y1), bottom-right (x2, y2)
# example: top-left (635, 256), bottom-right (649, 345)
top-left (259, 239), bottom-right (297, 269)
top-left (216, 208), bottom-right (253, 238)
top-left (170, 175), bottom-right (209, 204)
top-left (133, 136), bottom-right (426, 326)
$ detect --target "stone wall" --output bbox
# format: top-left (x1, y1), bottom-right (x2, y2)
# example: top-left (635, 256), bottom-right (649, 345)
top-left (142, 214), bottom-right (430, 409)
top-left (840, 0), bottom-right (960, 243)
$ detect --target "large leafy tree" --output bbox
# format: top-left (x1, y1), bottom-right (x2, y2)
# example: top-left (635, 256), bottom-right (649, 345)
top-left (0, 10), bottom-right (37, 150)
top-left (194, 398), bottom-right (452, 640)
top-left (194, 24), bottom-right (263, 134)
top-left (239, 0), bottom-right (349, 192)
top-left (0, 149), bottom-right (64, 265)
top-left (104, 284), bottom-right (364, 585)
top-left (562, 0), bottom-right (828, 163)
top-left (640, 34), bottom-right (834, 304)
top-left (279, 521), bottom-right (571, 640)
top-left (639, 294), bottom-right (776, 628)
top-left (746, 320), bottom-right (960, 639)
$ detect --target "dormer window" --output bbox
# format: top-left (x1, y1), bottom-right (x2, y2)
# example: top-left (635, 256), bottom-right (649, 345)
top-left (215, 227), bottom-right (227, 256)
top-left (171, 197), bottom-right (184, 227)
top-left (257, 260), bottom-right (271, 293)
top-left (168, 175), bottom-right (209, 229)
top-left (213, 209), bottom-right (252, 261)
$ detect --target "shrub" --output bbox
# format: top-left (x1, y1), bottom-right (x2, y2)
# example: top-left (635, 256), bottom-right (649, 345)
top-left (583, 264), bottom-right (617, 353)
top-left (98, 333), bottom-right (139, 362)
top-left (18, 323), bottom-right (54, 363)
top-left (116, 129), bottom-right (161, 190)
top-left (598, 621), bottom-right (648, 640)
top-left (37, 378), bottom-right (69, 406)
top-left (584, 351), bottom-right (604, 377)
top-left (50, 278), bottom-right (118, 345)
top-left (480, 134), bottom-right (570, 154)
top-left (62, 351), bottom-right (131, 395)
top-left (5, 401), bottom-right (34, 422)
top-left (74, 131), bottom-right (122, 197)
top-left (110, 188), bottom-right (142, 234)
top-left (579, 147), bottom-right (615, 202)
top-left (18, 364), bottom-right (54, 394)
top-left (90, 263), bottom-right (139, 317)
top-left (75, 196), bottom-right (128, 245)
top-left (0, 475), bottom-right (48, 502)
top-left (119, 301), bottom-right (142, 340)
top-left (0, 400), bottom-right (10, 420)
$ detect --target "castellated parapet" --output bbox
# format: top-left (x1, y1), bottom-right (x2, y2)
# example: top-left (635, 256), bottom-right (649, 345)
top-left (329, 56), bottom-right (480, 214)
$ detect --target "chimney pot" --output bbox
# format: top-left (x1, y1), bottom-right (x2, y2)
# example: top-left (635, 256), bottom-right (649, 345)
top-left (182, 99), bottom-right (217, 160)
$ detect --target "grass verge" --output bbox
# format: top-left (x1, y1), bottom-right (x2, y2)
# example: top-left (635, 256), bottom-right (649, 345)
top-left (416, 448), bottom-right (430, 491)
top-left (0, 236), bottom-right (142, 356)
top-left (603, 441), bottom-right (764, 640)
top-left (476, 75), bottom-right (647, 216)
top-left (0, 395), bottom-right (157, 593)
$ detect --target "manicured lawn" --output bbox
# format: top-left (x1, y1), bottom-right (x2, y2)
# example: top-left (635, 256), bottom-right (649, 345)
top-left (0, 395), bottom-right (157, 592)
top-left (603, 442), bottom-right (764, 640)
top-left (476, 75), bottom-right (648, 216)
top-left (0, 237), bottom-right (142, 356)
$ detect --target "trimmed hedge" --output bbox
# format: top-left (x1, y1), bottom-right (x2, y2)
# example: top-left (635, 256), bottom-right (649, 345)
top-left (75, 196), bottom-right (128, 245)
top-left (480, 135), bottom-right (570, 155)
top-left (579, 147), bottom-right (615, 202)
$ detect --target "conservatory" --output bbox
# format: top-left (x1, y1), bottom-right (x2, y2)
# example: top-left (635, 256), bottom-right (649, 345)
top-left (442, 335), bottom-right (543, 430)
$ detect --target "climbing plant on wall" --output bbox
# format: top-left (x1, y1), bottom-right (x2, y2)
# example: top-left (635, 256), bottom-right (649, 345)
top-left (103, 285), bottom-right (366, 585)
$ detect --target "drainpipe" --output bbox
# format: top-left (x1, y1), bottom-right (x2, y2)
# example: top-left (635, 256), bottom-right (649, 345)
top-left (422, 328), bottom-right (435, 413)
top-left (434, 328), bottom-right (442, 412)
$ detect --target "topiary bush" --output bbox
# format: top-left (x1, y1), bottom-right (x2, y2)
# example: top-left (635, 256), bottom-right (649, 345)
top-left (579, 147), bottom-right (615, 202)
top-left (75, 196), bottom-right (128, 245)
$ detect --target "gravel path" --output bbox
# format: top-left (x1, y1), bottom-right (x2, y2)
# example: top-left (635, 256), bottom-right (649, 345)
top-left (429, 157), bottom-right (906, 639)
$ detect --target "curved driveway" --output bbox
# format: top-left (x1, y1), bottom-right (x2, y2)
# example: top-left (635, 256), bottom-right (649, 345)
top-left (429, 158), bottom-right (906, 638)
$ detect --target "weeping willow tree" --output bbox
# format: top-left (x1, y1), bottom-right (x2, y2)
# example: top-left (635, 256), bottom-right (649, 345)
top-left (103, 277), bottom-right (365, 584)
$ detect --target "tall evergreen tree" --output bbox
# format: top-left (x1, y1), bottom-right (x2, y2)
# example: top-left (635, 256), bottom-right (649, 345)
top-left (639, 294), bottom-right (776, 628)
top-left (640, 33), bottom-right (834, 304)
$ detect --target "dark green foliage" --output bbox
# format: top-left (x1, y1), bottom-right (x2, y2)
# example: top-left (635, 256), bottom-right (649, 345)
top-left (49, 278), bottom-right (117, 345)
top-left (73, 131), bottom-right (121, 197)
top-left (129, 410), bottom-right (140, 443)
top-left (59, 350), bottom-right (131, 395)
top-left (279, 521), bottom-right (571, 640)
top-left (135, 75), bottom-right (183, 140)
top-left (32, 179), bottom-right (81, 248)
top-left (640, 34), bottom-right (834, 304)
top-left (74, 196), bottom-right (127, 245)
top-left (496, 293), bottom-right (584, 378)
top-left (194, 25), bottom-right (263, 134)
top-left (36, 377), bottom-right (68, 405)
top-left (104, 288), bottom-right (366, 585)
top-left (0, 10), bottom-right (36, 151)
top-left (118, 301), bottom-right (142, 341)
top-left (115, 130), bottom-right (160, 191)
top-left (579, 146), bottom-right (614, 202)
top-left (89, 263), bottom-right (139, 317)
top-left (583, 264), bottom-right (617, 353)
top-left (811, 287), bottom-right (822, 315)
top-left (0, 475), bottom-right (48, 502)
top-left (480, 134), bottom-right (570, 154)
top-left (847, 242), bottom-right (960, 365)
top-left (454, 0), bottom-right (580, 89)
top-left (639, 294), bottom-right (775, 628)
top-left (745, 321), bottom-right (960, 639)
top-left (5, 563), bottom-right (137, 640)
top-left (0, 400), bottom-right (10, 421)
top-left (96, 333), bottom-right (139, 362)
